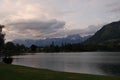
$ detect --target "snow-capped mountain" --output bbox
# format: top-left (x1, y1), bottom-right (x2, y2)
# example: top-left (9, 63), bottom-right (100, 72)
top-left (13, 34), bottom-right (91, 47)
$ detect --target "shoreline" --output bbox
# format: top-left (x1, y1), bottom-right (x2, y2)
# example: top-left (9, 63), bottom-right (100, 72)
top-left (0, 64), bottom-right (120, 80)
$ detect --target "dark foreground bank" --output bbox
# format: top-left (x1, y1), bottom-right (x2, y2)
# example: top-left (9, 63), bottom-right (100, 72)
top-left (0, 64), bottom-right (120, 80)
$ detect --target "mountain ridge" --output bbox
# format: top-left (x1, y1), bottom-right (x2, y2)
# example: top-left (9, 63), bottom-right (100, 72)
top-left (85, 20), bottom-right (120, 44)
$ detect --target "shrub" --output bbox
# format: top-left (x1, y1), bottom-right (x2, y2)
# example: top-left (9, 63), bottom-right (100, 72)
top-left (2, 57), bottom-right (13, 64)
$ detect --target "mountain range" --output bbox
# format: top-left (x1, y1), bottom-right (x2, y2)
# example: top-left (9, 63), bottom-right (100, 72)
top-left (13, 34), bottom-right (91, 47)
top-left (13, 20), bottom-right (120, 47)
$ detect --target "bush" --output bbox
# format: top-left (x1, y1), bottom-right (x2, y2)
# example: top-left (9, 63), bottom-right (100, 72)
top-left (2, 57), bottom-right (13, 64)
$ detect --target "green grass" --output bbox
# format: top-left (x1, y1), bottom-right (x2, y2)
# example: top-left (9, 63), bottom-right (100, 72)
top-left (0, 64), bottom-right (120, 80)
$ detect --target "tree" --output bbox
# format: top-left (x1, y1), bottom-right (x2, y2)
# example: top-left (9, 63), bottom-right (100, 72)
top-left (4, 42), bottom-right (16, 56)
top-left (0, 25), bottom-right (13, 64)
top-left (0, 25), bottom-right (5, 53)
top-left (30, 45), bottom-right (38, 52)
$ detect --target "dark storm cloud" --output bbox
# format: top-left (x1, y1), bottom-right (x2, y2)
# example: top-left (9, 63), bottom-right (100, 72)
top-left (8, 19), bottom-right (65, 31)
top-left (5, 19), bottom-right (65, 39)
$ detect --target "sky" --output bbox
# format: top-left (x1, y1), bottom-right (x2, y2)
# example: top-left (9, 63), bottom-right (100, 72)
top-left (0, 0), bottom-right (120, 41)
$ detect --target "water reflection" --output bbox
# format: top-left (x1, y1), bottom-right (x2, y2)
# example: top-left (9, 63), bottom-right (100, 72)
top-left (99, 63), bottom-right (120, 75)
top-left (13, 52), bottom-right (120, 75)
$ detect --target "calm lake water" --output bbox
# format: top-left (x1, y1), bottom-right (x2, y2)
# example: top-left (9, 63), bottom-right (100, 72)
top-left (12, 52), bottom-right (120, 75)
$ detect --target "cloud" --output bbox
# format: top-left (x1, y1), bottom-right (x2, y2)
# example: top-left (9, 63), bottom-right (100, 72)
top-left (106, 0), bottom-right (120, 13)
top-left (0, 0), bottom-right (120, 41)
top-left (5, 19), bottom-right (65, 41)
top-left (45, 24), bottom-right (103, 38)
top-left (8, 19), bottom-right (65, 31)
top-left (110, 7), bottom-right (120, 13)
top-left (4, 19), bottom-right (103, 41)
top-left (0, 0), bottom-right (53, 24)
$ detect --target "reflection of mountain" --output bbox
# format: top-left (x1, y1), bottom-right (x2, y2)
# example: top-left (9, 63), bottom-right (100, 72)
top-left (85, 21), bottom-right (120, 44)
top-left (13, 34), bottom-right (91, 47)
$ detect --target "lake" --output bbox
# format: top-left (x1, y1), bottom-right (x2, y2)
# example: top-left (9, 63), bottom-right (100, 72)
top-left (12, 52), bottom-right (120, 76)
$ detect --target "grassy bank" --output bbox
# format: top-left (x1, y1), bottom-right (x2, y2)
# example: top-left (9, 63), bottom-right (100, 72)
top-left (0, 64), bottom-right (120, 80)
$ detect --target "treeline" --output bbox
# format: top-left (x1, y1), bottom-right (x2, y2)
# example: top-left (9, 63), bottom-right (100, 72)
top-left (3, 42), bottom-right (27, 56)
top-left (38, 43), bottom-right (120, 52)
top-left (3, 41), bottom-right (120, 56)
